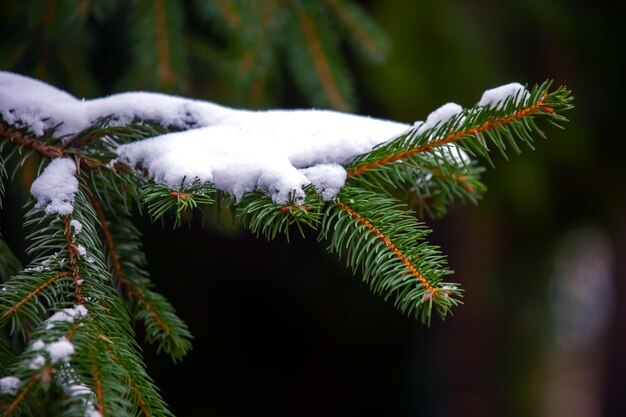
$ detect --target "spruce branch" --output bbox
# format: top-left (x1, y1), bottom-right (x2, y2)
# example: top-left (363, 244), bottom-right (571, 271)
top-left (347, 82), bottom-right (572, 176)
top-left (321, 187), bottom-right (460, 324)
top-left (0, 69), bottom-right (572, 415)
top-left (141, 179), bottom-right (214, 228)
top-left (236, 185), bottom-right (324, 241)
top-left (88, 188), bottom-right (193, 362)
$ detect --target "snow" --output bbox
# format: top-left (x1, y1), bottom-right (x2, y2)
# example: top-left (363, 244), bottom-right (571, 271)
top-left (46, 305), bottom-right (88, 329)
top-left (0, 71), bottom-right (231, 138)
top-left (1, 71), bottom-right (528, 205)
top-left (77, 244), bottom-right (87, 257)
top-left (70, 219), bottom-right (83, 234)
top-left (60, 372), bottom-right (102, 417)
top-left (114, 113), bottom-right (406, 203)
top-left (47, 337), bottom-right (75, 364)
top-left (478, 82), bottom-right (529, 109)
top-left (0, 376), bottom-right (20, 395)
top-left (299, 164), bottom-right (347, 201)
top-left (30, 158), bottom-right (78, 215)
top-left (415, 102), bottom-right (464, 137)
top-left (29, 355), bottom-right (46, 370)
top-left (31, 339), bottom-right (45, 350)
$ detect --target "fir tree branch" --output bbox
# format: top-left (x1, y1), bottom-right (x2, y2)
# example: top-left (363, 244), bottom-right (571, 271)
top-left (333, 201), bottom-right (439, 294)
top-left (347, 83), bottom-right (571, 177)
top-left (153, 0), bottom-right (175, 87)
top-left (62, 216), bottom-right (84, 305)
top-left (0, 123), bottom-right (63, 159)
top-left (294, 1), bottom-right (349, 111)
top-left (321, 187), bottom-right (461, 323)
top-left (90, 354), bottom-right (105, 417)
top-left (86, 182), bottom-right (193, 361)
top-left (236, 187), bottom-right (323, 241)
top-left (1, 272), bottom-right (69, 320)
top-left (2, 373), bottom-right (39, 416)
top-left (323, 0), bottom-right (388, 62)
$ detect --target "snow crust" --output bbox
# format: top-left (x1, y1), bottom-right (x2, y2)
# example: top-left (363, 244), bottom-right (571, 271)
top-left (46, 305), bottom-right (88, 329)
top-left (30, 157), bottom-right (78, 215)
top-left (0, 376), bottom-right (20, 395)
top-left (47, 337), bottom-right (75, 364)
top-left (70, 219), bottom-right (83, 234)
top-left (478, 82), bottom-right (529, 109)
top-left (0, 71), bottom-right (527, 205)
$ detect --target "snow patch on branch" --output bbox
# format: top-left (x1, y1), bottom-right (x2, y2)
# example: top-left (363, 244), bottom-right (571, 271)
top-left (115, 111), bottom-right (406, 204)
top-left (478, 82), bottom-right (529, 109)
top-left (1, 71), bottom-right (527, 205)
top-left (415, 102), bottom-right (464, 137)
top-left (47, 337), bottom-right (75, 364)
top-left (30, 158), bottom-right (78, 215)
top-left (0, 376), bottom-right (20, 395)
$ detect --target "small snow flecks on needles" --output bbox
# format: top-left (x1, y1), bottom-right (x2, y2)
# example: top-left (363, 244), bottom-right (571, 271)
top-left (46, 305), bottom-right (88, 329)
top-left (70, 219), bottom-right (83, 235)
top-left (30, 158), bottom-right (78, 216)
top-left (46, 337), bottom-right (75, 364)
top-left (0, 376), bottom-right (20, 395)
top-left (60, 371), bottom-right (102, 417)
top-left (478, 82), bottom-right (529, 109)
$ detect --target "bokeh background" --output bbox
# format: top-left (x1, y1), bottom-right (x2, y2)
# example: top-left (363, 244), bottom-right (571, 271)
top-left (1, 1), bottom-right (624, 416)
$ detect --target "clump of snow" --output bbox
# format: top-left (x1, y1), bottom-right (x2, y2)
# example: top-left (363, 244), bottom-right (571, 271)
top-left (70, 219), bottom-right (83, 234)
top-left (76, 244), bottom-right (87, 257)
top-left (0, 72), bottom-right (82, 137)
top-left (415, 102), bottom-right (464, 137)
top-left (46, 305), bottom-right (88, 329)
top-left (47, 337), bottom-right (75, 364)
top-left (30, 158), bottom-right (78, 215)
top-left (115, 111), bottom-right (407, 204)
top-left (0, 376), bottom-right (20, 395)
top-left (0, 71), bottom-right (233, 139)
top-left (1, 71), bottom-right (528, 205)
top-left (478, 82), bottom-right (529, 109)
top-left (29, 355), bottom-right (46, 370)
top-left (299, 164), bottom-right (347, 201)
top-left (31, 339), bottom-right (45, 350)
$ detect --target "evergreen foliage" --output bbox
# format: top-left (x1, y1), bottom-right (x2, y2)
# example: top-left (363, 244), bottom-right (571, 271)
top-left (0, 3), bottom-right (574, 416)
top-left (0, 74), bottom-right (572, 415)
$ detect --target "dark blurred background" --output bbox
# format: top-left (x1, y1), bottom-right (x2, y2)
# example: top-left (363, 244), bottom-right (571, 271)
top-left (1, 1), bottom-right (624, 416)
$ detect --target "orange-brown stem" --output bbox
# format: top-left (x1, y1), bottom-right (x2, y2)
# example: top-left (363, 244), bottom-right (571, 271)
top-left (295, 3), bottom-right (348, 111)
top-left (280, 205), bottom-right (311, 213)
top-left (2, 373), bottom-right (39, 416)
top-left (334, 201), bottom-right (438, 294)
top-left (91, 358), bottom-right (105, 416)
top-left (63, 217), bottom-right (84, 304)
top-left (347, 94), bottom-right (553, 177)
top-left (1, 272), bottom-right (69, 320)
top-left (131, 380), bottom-right (151, 417)
top-left (89, 195), bottom-right (171, 336)
top-left (170, 191), bottom-right (192, 201)
top-left (0, 123), bottom-right (64, 158)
